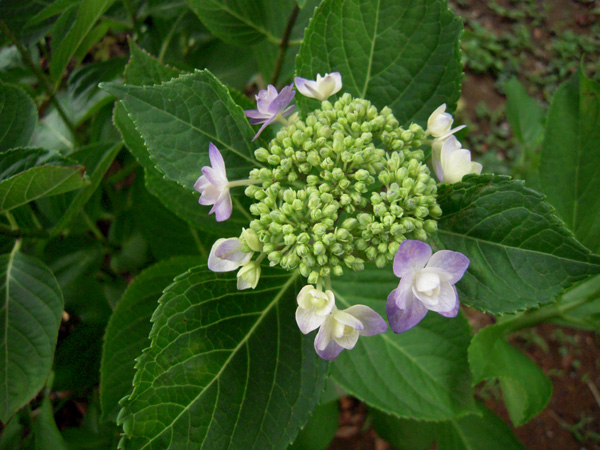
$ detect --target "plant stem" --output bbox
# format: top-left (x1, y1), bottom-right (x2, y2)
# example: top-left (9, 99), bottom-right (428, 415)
top-left (0, 18), bottom-right (78, 138)
top-left (188, 225), bottom-right (208, 259)
top-left (0, 223), bottom-right (50, 239)
top-left (270, 5), bottom-right (301, 86)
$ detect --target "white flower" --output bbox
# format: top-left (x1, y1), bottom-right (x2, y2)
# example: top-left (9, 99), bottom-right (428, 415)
top-left (426, 104), bottom-right (466, 139)
top-left (295, 285), bottom-right (336, 334)
top-left (208, 238), bottom-right (251, 272)
top-left (387, 240), bottom-right (469, 333)
top-left (193, 143), bottom-right (232, 222)
top-left (295, 285), bottom-right (387, 360)
top-left (237, 261), bottom-right (261, 290)
top-left (433, 136), bottom-right (482, 183)
top-left (294, 72), bottom-right (342, 101)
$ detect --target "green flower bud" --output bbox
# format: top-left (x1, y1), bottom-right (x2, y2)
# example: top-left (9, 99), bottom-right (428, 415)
top-left (254, 148), bottom-right (270, 162)
top-left (240, 228), bottom-right (262, 252)
top-left (307, 271), bottom-right (320, 285)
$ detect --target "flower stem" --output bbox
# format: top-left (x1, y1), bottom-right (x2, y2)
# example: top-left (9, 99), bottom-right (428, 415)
top-left (270, 4), bottom-right (301, 86)
top-left (228, 179), bottom-right (262, 188)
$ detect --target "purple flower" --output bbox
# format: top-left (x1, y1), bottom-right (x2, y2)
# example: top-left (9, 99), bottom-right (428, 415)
top-left (244, 84), bottom-right (295, 141)
top-left (386, 240), bottom-right (469, 333)
top-left (194, 143), bottom-right (232, 222)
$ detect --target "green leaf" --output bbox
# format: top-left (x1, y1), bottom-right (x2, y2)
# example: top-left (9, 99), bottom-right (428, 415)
top-left (370, 409), bottom-right (436, 450)
top-left (112, 46), bottom-right (249, 234)
top-left (118, 268), bottom-right (328, 449)
top-left (0, 164), bottom-right (88, 213)
top-left (295, 0), bottom-right (462, 125)
top-left (102, 70), bottom-right (260, 188)
top-left (468, 324), bottom-right (552, 426)
top-left (33, 395), bottom-right (69, 450)
top-left (434, 174), bottom-right (600, 315)
top-left (49, 0), bottom-right (116, 83)
top-left (100, 256), bottom-right (203, 421)
top-left (0, 250), bottom-right (64, 423)
top-left (435, 402), bottom-right (524, 450)
top-left (51, 142), bottom-right (122, 235)
top-left (331, 266), bottom-right (476, 421)
top-left (549, 275), bottom-right (600, 331)
top-left (0, 82), bottom-right (38, 151)
top-left (185, 0), bottom-right (313, 47)
top-left (288, 400), bottom-right (338, 450)
top-left (0, 147), bottom-right (66, 181)
top-left (505, 78), bottom-right (544, 152)
top-left (539, 70), bottom-right (600, 253)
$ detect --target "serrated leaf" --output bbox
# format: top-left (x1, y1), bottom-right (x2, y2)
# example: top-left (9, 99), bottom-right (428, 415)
top-left (433, 174), bottom-right (600, 315)
top-left (0, 148), bottom-right (66, 181)
top-left (539, 70), bottom-right (600, 253)
top-left (112, 51), bottom-right (249, 234)
top-left (100, 257), bottom-right (203, 421)
top-left (118, 268), bottom-right (328, 450)
top-left (468, 324), bottom-right (552, 426)
top-left (49, 0), bottom-right (116, 83)
top-left (0, 250), bottom-right (64, 423)
top-left (0, 82), bottom-right (38, 151)
top-left (295, 0), bottom-right (462, 125)
top-left (102, 71), bottom-right (260, 188)
top-left (0, 164), bottom-right (88, 213)
top-left (330, 266), bottom-right (476, 421)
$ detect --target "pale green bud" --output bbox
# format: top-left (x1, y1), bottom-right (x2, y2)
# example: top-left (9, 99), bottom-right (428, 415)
top-left (240, 228), bottom-right (262, 252)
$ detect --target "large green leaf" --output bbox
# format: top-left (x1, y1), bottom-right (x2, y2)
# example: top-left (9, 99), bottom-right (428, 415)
top-left (539, 71), bottom-right (600, 253)
top-left (49, 0), bottom-right (116, 84)
top-left (434, 174), bottom-right (600, 315)
top-left (331, 266), bottom-right (476, 421)
top-left (468, 324), bottom-right (552, 426)
top-left (102, 70), bottom-right (261, 189)
top-left (295, 0), bottom-right (462, 125)
top-left (0, 250), bottom-right (64, 423)
top-left (112, 44), bottom-right (249, 234)
top-left (117, 268), bottom-right (328, 449)
top-left (0, 164), bottom-right (87, 213)
top-left (100, 256), bottom-right (203, 421)
top-left (0, 82), bottom-right (38, 151)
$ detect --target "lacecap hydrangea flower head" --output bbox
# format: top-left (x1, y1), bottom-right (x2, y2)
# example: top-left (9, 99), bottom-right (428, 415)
top-left (194, 73), bottom-right (478, 359)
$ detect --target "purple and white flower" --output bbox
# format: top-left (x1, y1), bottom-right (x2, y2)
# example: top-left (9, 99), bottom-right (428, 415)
top-left (386, 240), bottom-right (469, 333)
top-left (208, 238), bottom-right (252, 272)
top-left (294, 72), bottom-right (342, 101)
top-left (426, 104), bottom-right (466, 140)
top-left (194, 143), bottom-right (232, 222)
top-left (244, 84), bottom-right (295, 141)
top-left (432, 136), bottom-right (482, 184)
top-left (295, 285), bottom-right (387, 360)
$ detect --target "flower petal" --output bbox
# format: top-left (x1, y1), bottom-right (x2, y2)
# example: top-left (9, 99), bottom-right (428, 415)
top-left (426, 281), bottom-right (458, 313)
top-left (393, 240), bottom-right (432, 278)
top-left (208, 238), bottom-right (243, 272)
top-left (426, 250), bottom-right (470, 284)
top-left (251, 116), bottom-right (276, 141)
top-left (314, 335), bottom-right (345, 360)
top-left (294, 77), bottom-right (320, 99)
top-left (343, 305), bottom-right (388, 336)
top-left (201, 166), bottom-right (226, 187)
top-left (214, 238), bottom-right (245, 262)
top-left (332, 309), bottom-right (363, 331)
top-left (211, 190), bottom-right (232, 222)
top-left (208, 142), bottom-right (226, 176)
top-left (198, 184), bottom-right (221, 205)
top-left (296, 306), bottom-right (327, 334)
top-left (314, 315), bottom-right (333, 352)
top-left (386, 280), bottom-right (428, 333)
top-left (333, 327), bottom-right (360, 350)
top-left (437, 286), bottom-right (460, 318)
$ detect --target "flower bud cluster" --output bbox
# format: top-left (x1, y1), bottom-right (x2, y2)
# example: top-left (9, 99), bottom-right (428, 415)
top-left (244, 94), bottom-right (440, 285)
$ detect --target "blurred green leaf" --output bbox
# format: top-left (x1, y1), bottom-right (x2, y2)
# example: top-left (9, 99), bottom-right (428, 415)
top-left (0, 250), bottom-right (64, 423)
top-left (331, 266), bottom-right (476, 421)
top-left (49, 0), bottom-right (116, 84)
top-left (118, 268), bottom-right (328, 450)
top-left (505, 78), bottom-right (545, 152)
top-left (33, 395), bottom-right (69, 450)
top-left (539, 70), bottom-right (600, 253)
top-left (469, 324), bottom-right (552, 426)
top-left (370, 409), bottom-right (436, 450)
top-left (296, 0), bottom-right (463, 125)
top-left (0, 82), bottom-right (38, 151)
top-left (434, 174), bottom-right (600, 315)
top-left (288, 401), bottom-right (338, 450)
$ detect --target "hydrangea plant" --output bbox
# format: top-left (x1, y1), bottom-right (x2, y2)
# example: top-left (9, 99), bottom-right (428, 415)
top-left (1, 0), bottom-right (599, 448)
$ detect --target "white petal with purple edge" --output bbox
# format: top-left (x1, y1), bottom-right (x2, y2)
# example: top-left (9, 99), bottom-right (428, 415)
top-left (332, 309), bottom-right (363, 330)
top-left (438, 286), bottom-right (460, 318)
top-left (426, 250), bottom-right (470, 284)
top-left (296, 307), bottom-right (328, 334)
top-left (386, 281), bottom-right (428, 334)
top-left (343, 305), bottom-right (388, 336)
top-left (315, 337), bottom-right (344, 361)
top-left (333, 328), bottom-right (360, 350)
top-left (393, 240), bottom-right (432, 278)
top-left (425, 281), bottom-right (458, 313)
top-left (208, 239), bottom-right (245, 272)
top-left (208, 142), bottom-right (226, 175)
